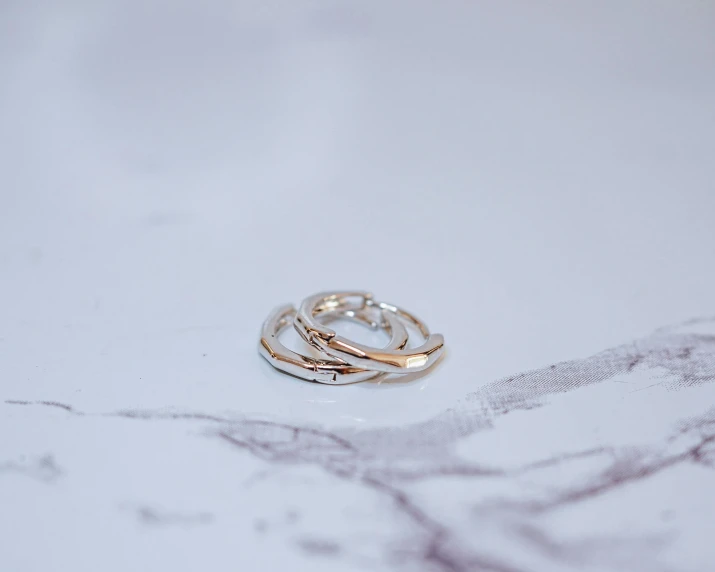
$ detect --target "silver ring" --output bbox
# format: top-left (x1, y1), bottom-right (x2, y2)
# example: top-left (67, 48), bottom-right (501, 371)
top-left (259, 302), bottom-right (409, 385)
top-left (294, 291), bottom-right (445, 374)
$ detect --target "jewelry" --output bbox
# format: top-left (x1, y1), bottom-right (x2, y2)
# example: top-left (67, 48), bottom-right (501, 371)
top-left (258, 302), bottom-right (409, 385)
top-left (294, 291), bottom-right (444, 374)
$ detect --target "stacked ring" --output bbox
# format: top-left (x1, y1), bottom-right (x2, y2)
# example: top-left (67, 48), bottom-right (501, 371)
top-left (258, 291), bottom-right (445, 384)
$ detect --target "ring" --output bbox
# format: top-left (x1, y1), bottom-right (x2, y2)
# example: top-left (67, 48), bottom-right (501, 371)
top-left (294, 291), bottom-right (445, 374)
top-left (258, 301), bottom-right (409, 384)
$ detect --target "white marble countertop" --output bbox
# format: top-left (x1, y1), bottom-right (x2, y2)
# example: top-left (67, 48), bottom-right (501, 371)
top-left (1, 2), bottom-right (714, 571)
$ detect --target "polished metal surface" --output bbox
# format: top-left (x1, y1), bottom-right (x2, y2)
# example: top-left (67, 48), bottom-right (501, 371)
top-left (294, 291), bottom-right (445, 374)
top-left (259, 302), bottom-right (408, 385)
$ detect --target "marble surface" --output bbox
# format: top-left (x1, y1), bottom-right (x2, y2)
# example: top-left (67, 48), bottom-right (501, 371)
top-left (1, 2), bottom-right (715, 571)
top-left (3, 318), bottom-right (715, 572)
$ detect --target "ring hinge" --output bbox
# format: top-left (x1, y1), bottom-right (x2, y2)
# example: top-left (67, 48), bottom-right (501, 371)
top-left (259, 302), bottom-right (408, 385)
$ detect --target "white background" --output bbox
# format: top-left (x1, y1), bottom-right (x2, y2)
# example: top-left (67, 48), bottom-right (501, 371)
top-left (1, 0), bottom-right (714, 427)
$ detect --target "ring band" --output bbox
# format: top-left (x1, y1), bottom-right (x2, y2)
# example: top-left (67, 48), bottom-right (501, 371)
top-left (259, 302), bottom-right (409, 384)
top-left (294, 291), bottom-right (445, 374)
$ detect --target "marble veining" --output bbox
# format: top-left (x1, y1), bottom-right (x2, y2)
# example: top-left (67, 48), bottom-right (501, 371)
top-left (3, 317), bottom-right (715, 571)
